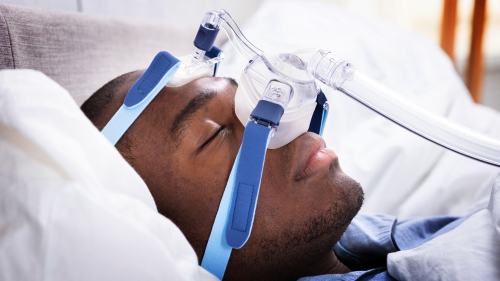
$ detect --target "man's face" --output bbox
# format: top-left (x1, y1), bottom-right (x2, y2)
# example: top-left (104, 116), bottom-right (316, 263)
top-left (97, 71), bottom-right (363, 280)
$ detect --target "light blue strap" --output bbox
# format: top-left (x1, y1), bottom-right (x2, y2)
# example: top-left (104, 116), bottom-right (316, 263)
top-left (101, 51), bottom-right (180, 145)
top-left (201, 149), bottom-right (240, 279)
top-left (319, 104), bottom-right (329, 137)
top-left (225, 122), bottom-right (273, 248)
top-left (201, 122), bottom-right (273, 278)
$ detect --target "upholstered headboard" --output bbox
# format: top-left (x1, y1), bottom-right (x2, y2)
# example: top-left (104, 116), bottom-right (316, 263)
top-left (0, 4), bottom-right (199, 106)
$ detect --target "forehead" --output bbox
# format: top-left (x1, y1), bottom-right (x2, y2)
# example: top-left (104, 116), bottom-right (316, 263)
top-left (151, 76), bottom-right (235, 115)
top-left (162, 76), bottom-right (235, 105)
top-left (123, 75), bottom-right (236, 135)
top-left (121, 71), bottom-right (235, 104)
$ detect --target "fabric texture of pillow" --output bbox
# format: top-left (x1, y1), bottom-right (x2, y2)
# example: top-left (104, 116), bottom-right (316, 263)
top-left (0, 3), bottom-right (195, 106)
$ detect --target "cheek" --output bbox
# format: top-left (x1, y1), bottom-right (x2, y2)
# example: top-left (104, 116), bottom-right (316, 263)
top-left (245, 149), bottom-right (346, 243)
top-left (157, 161), bottom-right (227, 259)
top-left (248, 149), bottom-right (299, 238)
top-left (174, 158), bottom-right (228, 213)
top-left (166, 148), bottom-right (237, 245)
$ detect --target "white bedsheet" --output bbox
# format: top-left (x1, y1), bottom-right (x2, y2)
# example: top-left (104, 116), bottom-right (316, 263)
top-left (0, 69), bottom-right (217, 281)
top-left (387, 172), bottom-right (500, 280)
top-left (218, 0), bottom-right (500, 218)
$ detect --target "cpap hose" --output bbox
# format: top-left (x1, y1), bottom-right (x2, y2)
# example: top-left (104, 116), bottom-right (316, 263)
top-left (296, 49), bottom-right (500, 167)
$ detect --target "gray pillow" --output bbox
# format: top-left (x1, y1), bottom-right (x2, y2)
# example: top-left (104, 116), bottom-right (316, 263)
top-left (0, 3), bottom-right (196, 105)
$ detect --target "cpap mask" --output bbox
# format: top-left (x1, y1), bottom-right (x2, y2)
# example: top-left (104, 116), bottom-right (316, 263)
top-left (100, 9), bottom-right (500, 280)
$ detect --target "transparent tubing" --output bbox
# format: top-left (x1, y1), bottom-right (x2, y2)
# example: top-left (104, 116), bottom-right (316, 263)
top-left (212, 10), bottom-right (263, 61)
top-left (339, 75), bottom-right (500, 167)
top-left (295, 49), bottom-right (500, 167)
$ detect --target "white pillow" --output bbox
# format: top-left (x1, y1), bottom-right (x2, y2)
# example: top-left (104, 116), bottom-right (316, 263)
top-left (0, 69), bottom-right (217, 281)
top-left (387, 173), bottom-right (500, 280)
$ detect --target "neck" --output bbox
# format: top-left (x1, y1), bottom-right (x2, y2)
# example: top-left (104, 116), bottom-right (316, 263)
top-left (311, 251), bottom-right (351, 276)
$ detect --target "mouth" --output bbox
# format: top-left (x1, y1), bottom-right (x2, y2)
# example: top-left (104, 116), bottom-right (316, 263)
top-left (296, 135), bottom-right (338, 180)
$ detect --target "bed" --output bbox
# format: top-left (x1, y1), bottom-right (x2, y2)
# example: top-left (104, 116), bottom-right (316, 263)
top-left (1, 1), bottom-right (499, 280)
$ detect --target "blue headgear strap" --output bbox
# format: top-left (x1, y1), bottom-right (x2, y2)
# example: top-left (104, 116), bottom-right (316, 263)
top-left (201, 100), bottom-right (281, 279)
top-left (225, 100), bottom-right (283, 248)
top-left (201, 122), bottom-right (273, 280)
top-left (308, 90), bottom-right (329, 136)
top-left (225, 122), bottom-right (273, 248)
top-left (101, 51), bottom-right (181, 145)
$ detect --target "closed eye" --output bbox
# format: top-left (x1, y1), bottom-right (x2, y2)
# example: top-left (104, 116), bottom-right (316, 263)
top-left (200, 125), bottom-right (226, 151)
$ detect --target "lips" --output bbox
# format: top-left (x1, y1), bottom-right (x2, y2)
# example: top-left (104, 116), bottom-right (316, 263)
top-left (296, 135), bottom-right (338, 180)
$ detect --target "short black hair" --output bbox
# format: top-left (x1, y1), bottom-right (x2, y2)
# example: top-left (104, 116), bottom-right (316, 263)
top-left (81, 71), bottom-right (136, 123)
top-left (81, 71), bottom-right (137, 163)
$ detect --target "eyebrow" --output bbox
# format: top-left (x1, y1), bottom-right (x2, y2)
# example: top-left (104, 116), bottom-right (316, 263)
top-left (170, 88), bottom-right (218, 141)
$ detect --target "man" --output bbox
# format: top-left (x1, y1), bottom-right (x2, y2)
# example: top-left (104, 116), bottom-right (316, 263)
top-left (81, 70), bottom-right (463, 281)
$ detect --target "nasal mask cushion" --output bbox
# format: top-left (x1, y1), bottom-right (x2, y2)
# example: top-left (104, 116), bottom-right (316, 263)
top-left (235, 52), bottom-right (323, 149)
